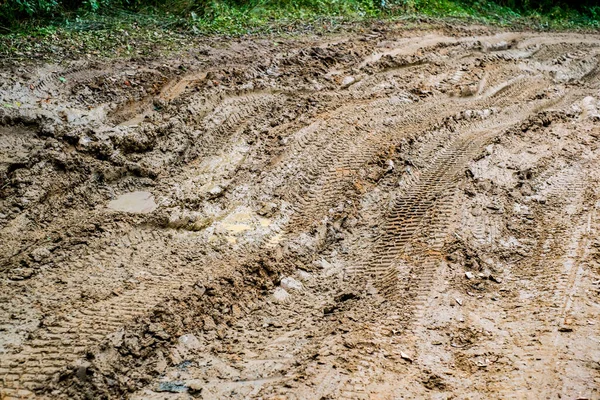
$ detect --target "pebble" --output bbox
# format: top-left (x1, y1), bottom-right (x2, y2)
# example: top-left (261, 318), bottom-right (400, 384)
top-left (178, 334), bottom-right (201, 350)
top-left (31, 247), bottom-right (51, 262)
top-left (273, 287), bottom-right (290, 302)
top-left (280, 276), bottom-right (303, 291)
top-left (341, 76), bottom-right (356, 88)
top-left (157, 381), bottom-right (187, 393)
top-left (296, 270), bottom-right (312, 281)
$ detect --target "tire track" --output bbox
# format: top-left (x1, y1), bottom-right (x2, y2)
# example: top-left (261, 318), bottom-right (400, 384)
top-left (494, 164), bottom-right (594, 398)
top-left (1, 86), bottom-right (287, 397)
top-left (0, 275), bottom-right (198, 398)
top-left (114, 71), bottom-right (210, 126)
top-left (30, 65), bottom-right (112, 97)
top-left (0, 227), bottom-right (200, 398)
top-left (5, 31), bottom-right (600, 400)
top-left (363, 133), bottom-right (484, 300)
top-left (288, 74), bottom-right (550, 232)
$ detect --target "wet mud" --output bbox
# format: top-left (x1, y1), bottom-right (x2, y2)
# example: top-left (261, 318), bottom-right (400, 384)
top-left (0, 25), bottom-right (599, 399)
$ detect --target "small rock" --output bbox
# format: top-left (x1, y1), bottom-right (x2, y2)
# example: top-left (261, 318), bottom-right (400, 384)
top-left (323, 303), bottom-right (338, 315)
top-left (386, 159), bottom-right (394, 172)
top-left (194, 283), bottom-right (206, 295)
top-left (207, 185), bottom-right (224, 199)
top-left (157, 381), bottom-right (187, 393)
top-left (296, 270), bottom-right (312, 281)
top-left (280, 276), bottom-right (303, 291)
top-left (455, 298), bottom-right (463, 306)
top-left (489, 275), bottom-right (503, 284)
top-left (178, 334), bottom-right (201, 350)
top-left (168, 209), bottom-right (192, 228)
top-left (108, 329), bottom-right (125, 347)
top-left (31, 247), bottom-right (51, 262)
top-left (148, 323), bottom-right (170, 340)
top-left (257, 202), bottom-right (278, 217)
top-left (190, 217), bottom-right (212, 231)
top-left (273, 287), bottom-right (290, 303)
top-left (341, 76), bottom-right (356, 88)
top-left (465, 271), bottom-right (474, 280)
top-left (186, 379), bottom-right (203, 394)
top-left (400, 351), bottom-right (413, 362)
top-left (75, 364), bottom-right (89, 382)
top-left (388, 95), bottom-right (412, 105)
top-left (155, 351), bottom-right (168, 373)
top-left (8, 268), bottom-right (35, 280)
top-left (231, 304), bottom-right (243, 318)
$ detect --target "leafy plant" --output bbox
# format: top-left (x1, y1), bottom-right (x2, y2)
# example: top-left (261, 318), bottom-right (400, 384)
top-left (0, 0), bottom-right (598, 37)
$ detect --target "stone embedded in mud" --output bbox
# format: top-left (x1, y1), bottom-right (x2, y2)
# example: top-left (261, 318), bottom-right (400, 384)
top-left (341, 76), bottom-right (356, 88)
top-left (148, 323), bottom-right (170, 340)
top-left (257, 202), bottom-right (278, 217)
top-left (7, 268), bottom-right (35, 280)
top-left (107, 191), bottom-right (157, 214)
top-left (207, 184), bottom-right (224, 199)
top-left (296, 270), bottom-right (312, 281)
top-left (167, 208), bottom-right (202, 229)
top-left (186, 380), bottom-right (203, 393)
top-left (280, 276), bottom-right (303, 291)
top-left (30, 247), bottom-right (51, 262)
top-left (400, 352), bottom-right (413, 362)
top-left (171, 334), bottom-right (202, 365)
top-left (156, 381), bottom-right (188, 393)
top-left (178, 333), bottom-right (201, 349)
top-left (273, 287), bottom-right (290, 303)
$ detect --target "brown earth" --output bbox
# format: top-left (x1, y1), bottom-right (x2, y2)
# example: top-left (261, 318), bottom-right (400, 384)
top-left (1, 23), bottom-right (600, 399)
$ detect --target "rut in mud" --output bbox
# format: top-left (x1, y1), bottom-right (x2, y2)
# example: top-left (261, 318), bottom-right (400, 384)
top-left (1, 26), bottom-right (600, 399)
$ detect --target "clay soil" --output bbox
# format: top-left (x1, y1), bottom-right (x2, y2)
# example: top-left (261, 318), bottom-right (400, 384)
top-left (1, 24), bottom-right (600, 399)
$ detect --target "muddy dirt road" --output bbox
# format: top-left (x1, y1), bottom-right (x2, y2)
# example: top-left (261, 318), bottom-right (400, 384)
top-left (1, 24), bottom-right (599, 399)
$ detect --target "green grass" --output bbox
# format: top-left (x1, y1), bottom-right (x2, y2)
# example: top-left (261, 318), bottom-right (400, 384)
top-left (0, 0), bottom-right (598, 63)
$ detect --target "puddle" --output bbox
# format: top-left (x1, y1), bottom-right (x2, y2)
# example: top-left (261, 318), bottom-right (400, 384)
top-left (107, 191), bottom-right (157, 213)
